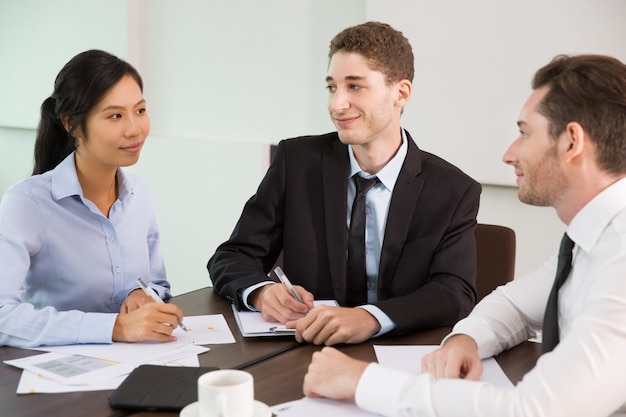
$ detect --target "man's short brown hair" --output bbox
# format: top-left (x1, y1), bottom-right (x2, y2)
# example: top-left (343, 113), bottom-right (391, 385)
top-left (328, 21), bottom-right (414, 84)
top-left (533, 54), bottom-right (626, 174)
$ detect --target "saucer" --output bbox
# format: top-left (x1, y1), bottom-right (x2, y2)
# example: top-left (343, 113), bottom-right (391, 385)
top-left (180, 400), bottom-right (271, 417)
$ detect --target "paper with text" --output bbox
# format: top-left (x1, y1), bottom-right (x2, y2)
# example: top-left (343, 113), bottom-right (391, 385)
top-left (14, 355), bottom-right (200, 394)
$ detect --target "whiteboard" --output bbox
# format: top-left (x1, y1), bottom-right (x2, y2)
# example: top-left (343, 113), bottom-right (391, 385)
top-left (366, 0), bottom-right (626, 185)
top-left (0, 0), bottom-right (129, 129)
top-left (3, 0), bottom-right (626, 187)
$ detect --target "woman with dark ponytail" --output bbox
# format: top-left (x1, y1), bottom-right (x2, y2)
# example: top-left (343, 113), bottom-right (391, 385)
top-left (0, 50), bottom-right (184, 347)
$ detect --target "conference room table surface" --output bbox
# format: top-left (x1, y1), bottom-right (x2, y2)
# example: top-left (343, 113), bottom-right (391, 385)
top-left (0, 287), bottom-right (542, 417)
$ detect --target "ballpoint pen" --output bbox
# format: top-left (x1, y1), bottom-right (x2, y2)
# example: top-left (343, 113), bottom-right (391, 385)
top-left (137, 277), bottom-right (188, 332)
top-left (273, 266), bottom-right (304, 304)
top-left (269, 326), bottom-right (296, 334)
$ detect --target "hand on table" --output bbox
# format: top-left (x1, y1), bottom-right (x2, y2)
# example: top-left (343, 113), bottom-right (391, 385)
top-left (287, 305), bottom-right (381, 346)
top-left (303, 346), bottom-right (368, 400)
top-left (421, 333), bottom-right (483, 380)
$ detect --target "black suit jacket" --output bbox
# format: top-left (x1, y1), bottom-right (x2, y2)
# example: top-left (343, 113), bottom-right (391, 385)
top-left (208, 131), bottom-right (481, 334)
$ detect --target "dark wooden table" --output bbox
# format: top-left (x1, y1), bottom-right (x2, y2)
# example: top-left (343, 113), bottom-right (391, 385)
top-left (247, 328), bottom-right (542, 407)
top-left (0, 288), bottom-right (298, 417)
top-left (0, 287), bottom-right (542, 417)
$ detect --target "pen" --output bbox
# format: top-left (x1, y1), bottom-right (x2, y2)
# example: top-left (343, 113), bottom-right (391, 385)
top-left (269, 327), bottom-right (297, 334)
top-left (273, 266), bottom-right (304, 304)
top-left (137, 277), bottom-right (188, 332)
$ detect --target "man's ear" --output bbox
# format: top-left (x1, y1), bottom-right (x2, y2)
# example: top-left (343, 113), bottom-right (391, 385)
top-left (562, 121), bottom-right (586, 162)
top-left (396, 79), bottom-right (412, 107)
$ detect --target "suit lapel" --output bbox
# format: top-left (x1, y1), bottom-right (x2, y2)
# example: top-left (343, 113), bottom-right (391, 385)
top-left (322, 137), bottom-right (350, 301)
top-left (378, 132), bottom-right (424, 298)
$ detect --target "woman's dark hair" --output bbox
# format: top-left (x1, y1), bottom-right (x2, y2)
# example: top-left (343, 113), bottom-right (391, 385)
top-left (32, 50), bottom-right (143, 175)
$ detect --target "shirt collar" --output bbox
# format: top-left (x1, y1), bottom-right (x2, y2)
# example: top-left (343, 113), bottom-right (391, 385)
top-left (348, 128), bottom-right (408, 192)
top-left (51, 152), bottom-right (83, 201)
top-left (568, 176), bottom-right (626, 253)
top-left (50, 151), bottom-right (133, 202)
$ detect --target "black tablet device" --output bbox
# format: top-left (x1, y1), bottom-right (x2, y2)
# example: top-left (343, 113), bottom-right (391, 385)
top-left (108, 365), bottom-right (218, 411)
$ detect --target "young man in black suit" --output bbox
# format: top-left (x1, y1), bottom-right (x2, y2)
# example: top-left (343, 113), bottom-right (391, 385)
top-left (208, 21), bottom-right (481, 346)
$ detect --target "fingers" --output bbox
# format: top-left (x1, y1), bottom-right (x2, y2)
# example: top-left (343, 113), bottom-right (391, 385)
top-left (303, 348), bottom-right (339, 397)
top-left (296, 286), bottom-right (315, 311)
top-left (422, 349), bottom-right (465, 378)
top-left (303, 347), bottom-right (365, 399)
top-left (120, 289), bottom-right (154, 314)
top-left (258, 284), bottom-right (310, 322)
top-left (293, 307), bottom-right (378, 346)
top-left (420, 334), bottom-right (482, 380)
top-left (112, 302), bottom-right (184, 343)
top-left (119, 303), bottom-right (130, 315)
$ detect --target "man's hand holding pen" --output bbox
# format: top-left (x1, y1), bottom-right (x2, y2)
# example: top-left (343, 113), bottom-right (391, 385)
top-left (252, 282), bottom-right (314, 323)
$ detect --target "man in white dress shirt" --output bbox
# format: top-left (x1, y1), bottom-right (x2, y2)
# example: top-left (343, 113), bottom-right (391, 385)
top-left (302, 54), bottom-right (626, 417)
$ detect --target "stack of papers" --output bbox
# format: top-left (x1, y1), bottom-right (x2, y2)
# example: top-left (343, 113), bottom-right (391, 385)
top-left (4, 314), bottom-right (235, 394)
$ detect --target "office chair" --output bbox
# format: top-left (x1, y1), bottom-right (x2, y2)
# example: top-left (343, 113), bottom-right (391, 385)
top-left (475, 223), bottom-right (516, 301)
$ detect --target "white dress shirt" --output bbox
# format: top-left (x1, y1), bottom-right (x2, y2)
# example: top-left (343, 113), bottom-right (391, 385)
top-left (355, 177), bottom-right (626, 417)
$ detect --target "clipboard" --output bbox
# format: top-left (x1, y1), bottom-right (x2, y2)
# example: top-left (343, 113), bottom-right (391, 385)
top-left (108, 365), bottom-right (218, 411)
top-left (231, 300), bottom-right (338, 337)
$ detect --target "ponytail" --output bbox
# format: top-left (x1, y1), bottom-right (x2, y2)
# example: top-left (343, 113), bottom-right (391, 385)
top-left (32, 97), bottom-right (75, 175)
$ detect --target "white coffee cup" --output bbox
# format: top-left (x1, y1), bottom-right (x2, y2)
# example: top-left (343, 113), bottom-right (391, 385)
top-left (197, 369), bottom-right (254, 417)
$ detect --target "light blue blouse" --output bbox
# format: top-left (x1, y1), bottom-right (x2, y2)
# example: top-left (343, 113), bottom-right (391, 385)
top-left (0, 152), bottom-right (170, 347)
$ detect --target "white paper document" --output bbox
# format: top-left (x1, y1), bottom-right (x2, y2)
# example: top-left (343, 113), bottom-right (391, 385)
top-left (232, 300), bottom-right (338, 337)
top-left (34, 338), bottom-right (209, 365)
top-left (374, 345), bottom-right (513, 387)
top-left (6, 314), bottom-right (234, 394)
top-left (6, 344), bottom-right (207, 385)
top-left (273, 344), bottom-right (513, 416)
top-left (30, 314), bottom-right (232, 364)
top-left (14, 355), bottom-right (200, 394)
top-left (273, 397), bottom-right (379, 416)
top-left (5, 352), bottom-right (131, 386)
top-left (174, 314), bottom-right (236, 344)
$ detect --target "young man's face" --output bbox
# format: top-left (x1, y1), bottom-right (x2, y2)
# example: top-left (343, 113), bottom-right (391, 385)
top-left (326, 51), bottom-right (405, 147)
top-left (503, 86), bottom-right (567, 207)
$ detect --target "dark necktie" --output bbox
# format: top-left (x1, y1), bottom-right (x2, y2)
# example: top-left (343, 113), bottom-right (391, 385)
top-left (346, 175), bottom-right (378, 307)
top-left (541, 233), bottom-right (575, 353)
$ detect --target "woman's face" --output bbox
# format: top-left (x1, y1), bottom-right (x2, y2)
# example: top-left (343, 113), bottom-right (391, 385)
top-left (75, 74), bottom-right (150, 171)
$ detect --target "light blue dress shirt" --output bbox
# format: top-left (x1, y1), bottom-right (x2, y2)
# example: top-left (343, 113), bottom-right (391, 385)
top-left (348, 129), bottom-right (408, 335)
top-left (0, 152), bottom-right (170, 348)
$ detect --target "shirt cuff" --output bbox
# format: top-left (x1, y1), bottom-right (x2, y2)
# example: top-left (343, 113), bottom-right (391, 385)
top-left (357, 363), bottom-right (438, 417)
top-left (357, 304), bottom-right (396, 336)
top-left (78, 312), bottom-right (118, 344)
top-left (354, 363), bottom-right (412, 416)
top-left (241, 281), bottom-right (275, 311)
